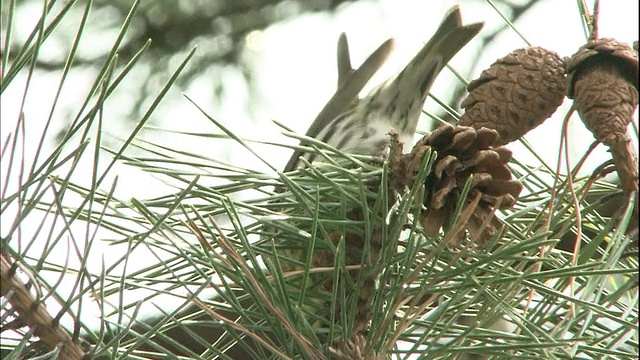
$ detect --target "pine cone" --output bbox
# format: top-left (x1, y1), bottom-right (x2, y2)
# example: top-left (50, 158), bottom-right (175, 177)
top-left (275, 207), bottom-right (383, 337)
top-left (459, 47), bottom-right (567, 145)
top-left (1, 254), bottom-right (86, 359)
top-left (312, 209), bottom-right (383, 335)
top-left (332, 334), bottom-right (384, 360)
top-left (390, 125), bottom-right (522, 245)
top-left (566, 38), bottom-right (639, 194)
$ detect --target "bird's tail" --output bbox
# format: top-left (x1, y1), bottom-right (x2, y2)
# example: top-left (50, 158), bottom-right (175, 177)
top-left (370, 5), bottom-right (483, 135)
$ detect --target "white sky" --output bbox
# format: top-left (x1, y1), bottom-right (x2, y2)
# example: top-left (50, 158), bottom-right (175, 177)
top-left (1, 0), bottom-right (638, 332)
top-left (173, 0), bottom-right (639, 177)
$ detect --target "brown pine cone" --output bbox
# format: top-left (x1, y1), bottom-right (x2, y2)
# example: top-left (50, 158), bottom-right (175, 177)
top-left (275, 205), bottom-right (383, 337)
top-left (313, 209), bottom-right (383, 336)
top-left (332, 334), bottom-right (384, 360)
top-left (390, 125), bottom-right (522, 245)
top-left (459, 46), bottom-right (567, 145)
top-left (1, 254), bottom-right (86, 359)
top-left (566, 38), bottom-right (639, 194)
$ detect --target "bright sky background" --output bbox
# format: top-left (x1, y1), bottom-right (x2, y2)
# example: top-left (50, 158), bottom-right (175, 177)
top-left (1, 0), bottom-right (638, 329)
top-left (146, 0), bottom-right (639, 185)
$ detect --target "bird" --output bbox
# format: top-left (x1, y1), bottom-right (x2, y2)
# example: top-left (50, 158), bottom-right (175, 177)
top-left (283, 5), bottom-right (484, 172)
top-left (270, 5), bottom-right (484, 347)
top-left (281, 33), bottom-right (395, 173)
